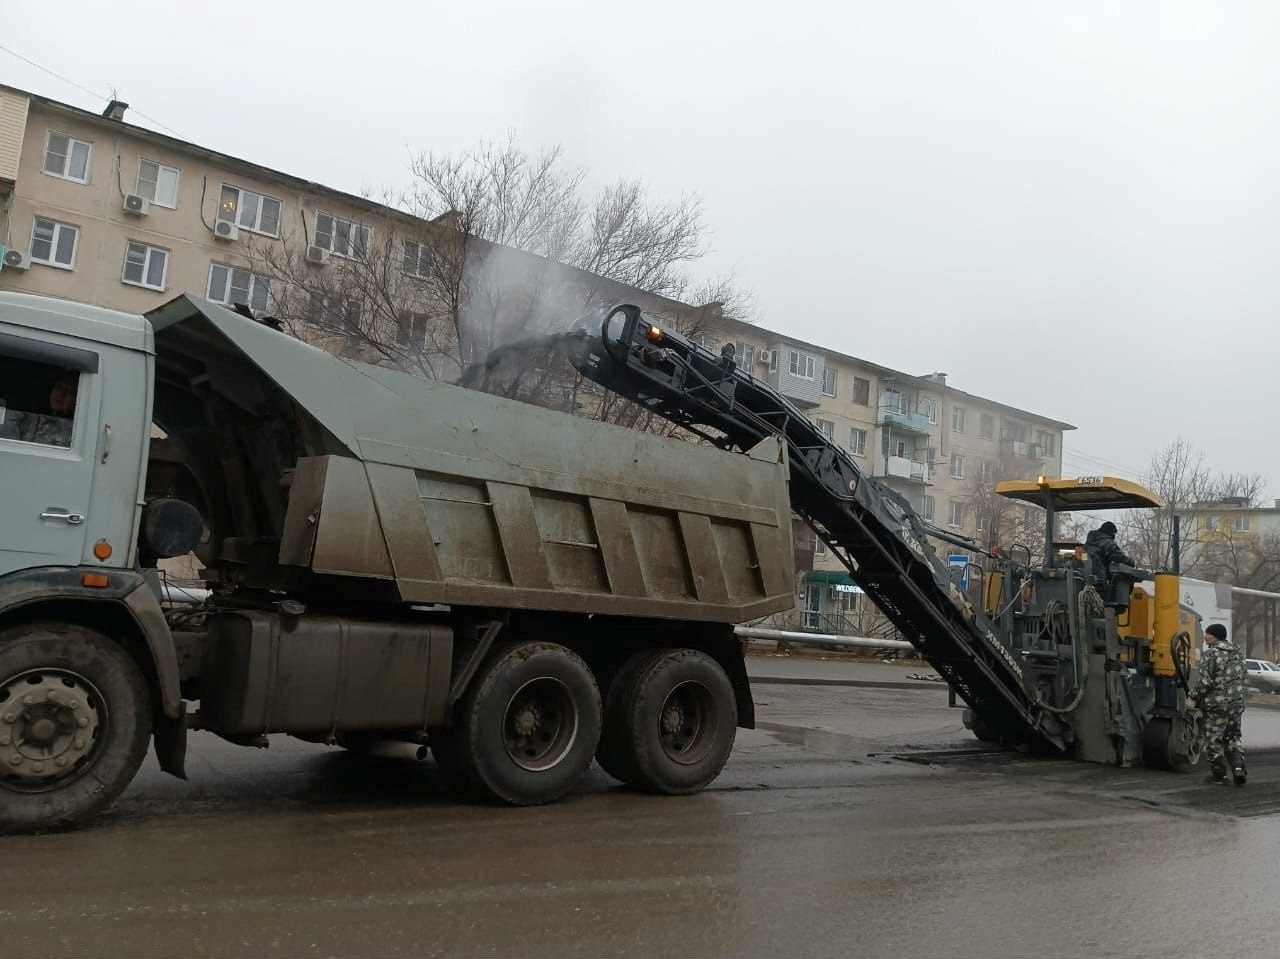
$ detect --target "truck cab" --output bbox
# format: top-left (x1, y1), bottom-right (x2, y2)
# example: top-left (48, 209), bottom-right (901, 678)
top-left (0, 294), bottom-right (153, 579)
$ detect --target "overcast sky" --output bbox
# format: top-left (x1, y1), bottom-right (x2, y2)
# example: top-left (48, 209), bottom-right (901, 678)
top-left (7, 1), bottom-right (1278, 495)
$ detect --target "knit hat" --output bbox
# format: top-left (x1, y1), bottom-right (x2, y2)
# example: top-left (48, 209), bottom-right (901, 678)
top-left (1098, 521), bottom-right (1118, 536)
top-left (1205, 623), bottom-right (1227, 641)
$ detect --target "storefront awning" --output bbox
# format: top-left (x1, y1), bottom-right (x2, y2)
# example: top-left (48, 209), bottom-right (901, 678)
top-left (805, 570), bottom-right (862, 592)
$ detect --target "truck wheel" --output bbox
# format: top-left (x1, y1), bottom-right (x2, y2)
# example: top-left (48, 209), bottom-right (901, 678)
top-left (604, 648), bottom-right (737, 795)
top-left (0, 623), bottom-right (152, 833)
top-left (453, 642), bottom-right (601, 805)
top-left (596, 649), bottom-right (659, 785)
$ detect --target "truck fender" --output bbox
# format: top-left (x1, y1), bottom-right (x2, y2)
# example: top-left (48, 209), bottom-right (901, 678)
top-left (0, 567), bottom-right (187, 777)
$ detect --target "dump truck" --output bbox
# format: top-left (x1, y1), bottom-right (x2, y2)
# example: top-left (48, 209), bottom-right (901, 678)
top-left (565, 305), bottom-right (1204, 770)
top-left (0, 292), bottom-right (796, 832)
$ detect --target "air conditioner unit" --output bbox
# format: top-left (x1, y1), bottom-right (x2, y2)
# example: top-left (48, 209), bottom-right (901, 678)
top-left (758, 350), bottom-right (774, 365)
top-left (2, 247), bottom-right (31, 272)
top-left (305, 245), bottom-right (329, 266)
top-left (213, 220), bottom-right (239, 242)
top-left (122, 194), bottom-right (151, 216)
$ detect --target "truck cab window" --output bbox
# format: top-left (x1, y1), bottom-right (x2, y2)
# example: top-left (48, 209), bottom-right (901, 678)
top-left (0, 356), bottom-right (79, 449)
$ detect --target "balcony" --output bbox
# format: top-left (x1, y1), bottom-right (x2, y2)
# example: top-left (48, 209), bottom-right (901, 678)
top-left (877, 407), bottom-right (933, 435)
top-left (884, 455), bottom-right (931, 485)
top-left (1000, 438), bottom-right (1046, 460)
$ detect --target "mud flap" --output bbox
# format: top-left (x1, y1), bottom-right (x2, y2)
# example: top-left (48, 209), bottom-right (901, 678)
top-left (153, 709), bottom-right (188, 779)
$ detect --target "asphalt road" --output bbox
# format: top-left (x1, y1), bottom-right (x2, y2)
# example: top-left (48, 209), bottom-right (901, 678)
top-left (5, 678), bottom-right (1280, 958)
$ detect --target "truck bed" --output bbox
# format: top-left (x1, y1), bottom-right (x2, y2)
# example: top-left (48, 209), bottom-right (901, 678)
top-left (146, 296), bottom-right (796, 623)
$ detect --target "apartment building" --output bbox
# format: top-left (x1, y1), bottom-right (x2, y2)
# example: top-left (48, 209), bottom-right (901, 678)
top-left (718, 323), bottom-right (1074, 632)
top-left (0, 84), bottom-right (449, 354)
top-left (0, 81), bottom-right (1077, 633)
top-left (1179, 498), bottom-right (1280, 555)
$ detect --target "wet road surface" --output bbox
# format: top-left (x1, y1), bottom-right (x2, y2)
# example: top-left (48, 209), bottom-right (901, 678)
top-left (5, 682), bottom-right (1280, 957)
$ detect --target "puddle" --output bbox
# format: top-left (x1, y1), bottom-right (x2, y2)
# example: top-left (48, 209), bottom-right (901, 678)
top-left (757, 722), bottom-right (867, 758)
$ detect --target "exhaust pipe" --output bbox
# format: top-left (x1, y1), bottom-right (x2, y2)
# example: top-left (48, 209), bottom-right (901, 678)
top-left (366, 740), bottom-right (429, 762)
top-left (339, 736), bottom-right (429, 762)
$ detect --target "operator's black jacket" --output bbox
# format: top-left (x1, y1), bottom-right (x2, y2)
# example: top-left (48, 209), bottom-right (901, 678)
top-left (1084, 529), bottom-right (1135, 573)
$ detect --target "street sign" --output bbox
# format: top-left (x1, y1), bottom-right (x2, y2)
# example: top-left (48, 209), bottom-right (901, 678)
top-left (947, 554), bottom-right (971, 591)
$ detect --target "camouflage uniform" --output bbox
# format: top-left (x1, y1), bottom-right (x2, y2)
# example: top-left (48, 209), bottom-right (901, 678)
top-left (1192, 636), bottom-right (1247, 780)
top-left (15, 412), bottom-right (73, 448)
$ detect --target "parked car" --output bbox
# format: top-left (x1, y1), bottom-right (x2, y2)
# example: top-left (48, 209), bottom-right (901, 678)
top-left (1245, 659), bottom-right (1280, 693)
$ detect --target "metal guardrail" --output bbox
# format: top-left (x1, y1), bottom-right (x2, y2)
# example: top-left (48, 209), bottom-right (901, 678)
top-left (735, 626), bottom-right (916, 652)
top-left (1232, 586), bottom-right (1280, 601)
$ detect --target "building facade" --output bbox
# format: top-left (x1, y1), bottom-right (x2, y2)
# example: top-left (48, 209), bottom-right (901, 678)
top-left (1178, 498), bottom-right (1280, 576)
top-left (718, 323), bottom-right (1075, 633)
top-left (0, 82), bottom-right (1077, 634)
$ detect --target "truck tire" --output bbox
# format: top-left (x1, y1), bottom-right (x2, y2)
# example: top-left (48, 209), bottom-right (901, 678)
top-left (0, 623), bottom-right (152, 833)
top-left (601, 648), bottom-right (737, 795)
top-left (596, 649), bottom-right (660, 785)
top-left (451, 642), bottom-right (601, 805)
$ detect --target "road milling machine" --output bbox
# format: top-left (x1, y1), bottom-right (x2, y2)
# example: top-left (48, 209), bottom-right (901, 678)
top-left (566, 305), bottom-right (1204, 769)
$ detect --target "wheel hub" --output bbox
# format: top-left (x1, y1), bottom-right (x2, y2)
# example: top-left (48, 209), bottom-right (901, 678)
top-left (661, 704), bottom-right (685, 735)
top-left (502, 677), bottom-right (578, 773)
top-left (512, 705), bottom-right (541, 737)
top-left (658, 681), bottom-right (717, 766)
top-left (0, 669), bottom-right (102, 789)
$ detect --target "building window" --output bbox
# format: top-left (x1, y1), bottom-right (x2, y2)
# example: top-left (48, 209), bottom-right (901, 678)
top-left (952, 406), bottom-right (966, 433)
top-left (397, 311), bottom-right (428, 349)
top-left (42, 131), bottom-right (91, 183)
top-left (1037, 430), bottom-right (1057, 455)
top-left (815, 537), bottom-right (826, 556)
top-left (922, 398), bottom-right (938, 424)
top-left (948, 500), bottom-right (964, 528)
top-left (978, 459), bottom-right (992, 483)
top-left (768, 350), bottom-right (778, 373)
top-left (1206, 515), bottom-right (1220, 532)
top-left (122, 241), bottom-right (169, 291)
top-left (980, 413), bottom-right (994, 440)
top-left (29, 217), bottom-right (78, 270)
top-left (218, 185), bottom-right (282, 237)
top-left (974, 513), bottom-right (987, 534)
top-left (402, 239), bottom-right (431, 277)
top-left (207, 263), bottom-right (272, 312)
top-left (732, 342), bottom-right (756, 368)
top-left (815, 418), bottom-right (835, 439)
top-left (821, 367), bottom-right (837, 396)
top-left (1235, 515), bottom-right (1252, 533)
top-left (950, 454), bottom-right (965, 480)
top-left (788, 350), bottom-right (816, 380)
top-left (885, 388), bottom-right (905, 414)
top-left (849, 427), bottom-right (868, 457)
top-left (315, 212), bottom-right (371, 259)
top-left (135, 159), bottom-right (180, 208)
top-left (849, 373), bottom-right (870, 404)
top-left (894, 439), bottom-right (907, 458)
top-left (308, 290), bottom-right (363, 332)
top-left (921, 495), bottom-right (935, 521)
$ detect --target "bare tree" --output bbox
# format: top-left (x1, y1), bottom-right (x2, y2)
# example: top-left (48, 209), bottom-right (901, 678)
top-left (242, 135), bottom-right (749, 429)
top-left (963, 453), bottom-right (1047, 561)
top-left (1107, 440), bottom-right (1267, 570)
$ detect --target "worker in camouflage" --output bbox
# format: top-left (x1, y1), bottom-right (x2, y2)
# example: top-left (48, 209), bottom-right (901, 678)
top-left (1187, 622), bottom-right (1247, 785)
top-left (15, 371), bottom-right (76, 448)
